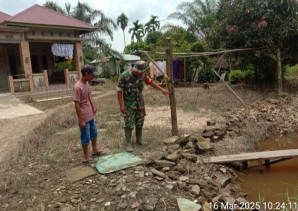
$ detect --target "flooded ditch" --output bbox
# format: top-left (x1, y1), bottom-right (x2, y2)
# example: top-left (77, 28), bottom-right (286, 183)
top-left (238, 132), bottom-right (298, 204)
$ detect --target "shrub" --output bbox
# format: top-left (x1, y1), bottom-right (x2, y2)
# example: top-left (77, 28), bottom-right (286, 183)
top-left (198, 69), bottom-right (216, 83)
top-left (229, 70), bottom-right (244, 83)
top-left (243, 69), bottom-right (254, 83)
top-left (229, 69), bottom-right (255, 84)
top-left (110, 75), bottom-right (119, 83)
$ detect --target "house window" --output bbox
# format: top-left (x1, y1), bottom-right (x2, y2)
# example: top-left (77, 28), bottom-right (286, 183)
top-left (18, 82), bottom-right (23, 89)
top-left (5, 34), bottom-right (13, 38)
top-left (59, 32), bottom-right (62, 37)
top-left (41, 31), bottom-right (44, 36)
top-left (39, 78), bottom-right (43, 85)
top-left (51, 32), bottom-right (53, 36)
top-left (32, 31), bottom-right (35, 35)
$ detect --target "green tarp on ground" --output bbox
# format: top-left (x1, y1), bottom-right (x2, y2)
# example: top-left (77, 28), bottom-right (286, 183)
top-left (92, 152), bottom-right (143, 174)
top-left (177, 198), bottom-right (202, 211)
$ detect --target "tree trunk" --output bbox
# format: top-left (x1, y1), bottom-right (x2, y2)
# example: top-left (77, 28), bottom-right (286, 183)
top-left (123, 30), bottom-right (126, 47)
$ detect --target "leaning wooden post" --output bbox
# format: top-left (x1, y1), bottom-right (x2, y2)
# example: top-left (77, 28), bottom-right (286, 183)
top-left (276, 47), bottom-right (282, 94)
top-left (166, 37), bottom-right (178, 136)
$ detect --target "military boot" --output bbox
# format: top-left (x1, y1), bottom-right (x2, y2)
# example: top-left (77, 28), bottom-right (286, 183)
top-left (136, 127), bottom-right (148, 145)
top-left (125, 129), bottom-right (133, 152)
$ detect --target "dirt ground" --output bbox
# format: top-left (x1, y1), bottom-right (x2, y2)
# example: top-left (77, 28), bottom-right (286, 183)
top-left (0, 99), bottom-right (213, 163)
top-left (0, 82), bottom-right (296, 211)
top-left (0, 113), bottom-right (47, 162)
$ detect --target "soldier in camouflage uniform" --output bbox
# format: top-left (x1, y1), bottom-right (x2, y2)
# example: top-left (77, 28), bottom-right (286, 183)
top-left (117, 60), bottom-right (170, 152)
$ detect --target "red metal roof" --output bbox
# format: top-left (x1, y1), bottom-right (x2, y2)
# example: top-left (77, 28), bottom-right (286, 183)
top-left (2, 4), bottom-right (97, 30)
top-left (0, 11), bottom-right (11, 23)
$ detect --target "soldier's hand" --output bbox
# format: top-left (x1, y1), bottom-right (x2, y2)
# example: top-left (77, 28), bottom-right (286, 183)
top-left (120, 105), bottom-right (126, 114)
top-left (161, 88), bottom-right (170, 96)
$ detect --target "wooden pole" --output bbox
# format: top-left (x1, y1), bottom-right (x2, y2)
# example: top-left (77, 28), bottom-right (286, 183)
top-left (258, 158), bottom-right (263, 173)
top-left (277, 47), bottom-right (282, 94)
top-left (184, 57), bottom-right (186, 87)
top-left (166, 37), bottom-right (178, 136)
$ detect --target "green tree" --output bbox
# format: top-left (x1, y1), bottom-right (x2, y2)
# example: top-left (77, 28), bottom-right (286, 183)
top-left (71, 1), bottom-right (99, 24)
top-left (117, 13), bottom-right (129, 47)
top-left (71, 1), bottom-right (117, 41)
top-left (65, 3), bottom-right (71, 16)
top-left (144, 15), bottom-right (160, 33)
top-left (123, 41), bottom-right (152, 54)
top-left (43, 1), bottom-right (66, 14)
top-left (44, 1), bottom-right (118, 61)
top-left (213, 0), bottom-right (298, 83)
top-left (82, 43), bottom-right (99, 64)
top-left (128, 20), bottom-right (144, 42)
top-left (144, 31), bottom-right (162, 45)
top-left (168, 0), bottom-right (218, 40)
top-left (93, 13), bottom-right (117, 41)
top-left (159, 24), bottom-right (194, 51)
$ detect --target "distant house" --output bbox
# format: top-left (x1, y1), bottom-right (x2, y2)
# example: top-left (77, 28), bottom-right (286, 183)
top-left (0, 4), bottom-right (97, 93)
top-left (90, 54), bottom-right (140, 76)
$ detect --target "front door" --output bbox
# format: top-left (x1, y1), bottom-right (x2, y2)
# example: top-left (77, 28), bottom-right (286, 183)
top-left (31, 55), bottom-right (39, 73)
top-left (8, 55), bottom-right (17, 76)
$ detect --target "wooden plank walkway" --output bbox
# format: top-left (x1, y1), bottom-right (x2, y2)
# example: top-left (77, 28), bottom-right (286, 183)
top-left (203, 149), bottom-right (298, 172)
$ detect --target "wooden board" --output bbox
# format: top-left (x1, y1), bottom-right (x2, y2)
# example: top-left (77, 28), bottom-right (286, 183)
top-left (203, 149), bottom-right (298, 164)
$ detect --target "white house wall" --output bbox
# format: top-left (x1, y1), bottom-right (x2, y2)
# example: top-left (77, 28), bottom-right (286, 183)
top-left (93, 60), bottom-right (137, 75)
top-left (123, 62), bottom-right (134, 72)
top-left (95, 60), bottom-right (118, 75)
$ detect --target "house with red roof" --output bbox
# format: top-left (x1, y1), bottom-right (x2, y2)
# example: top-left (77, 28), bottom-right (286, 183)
top-left (0, 4), bottom-right (97, 93)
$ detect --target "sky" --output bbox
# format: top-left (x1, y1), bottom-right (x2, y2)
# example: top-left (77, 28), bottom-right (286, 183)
top-left (0, 0), bottom-right (186, 52)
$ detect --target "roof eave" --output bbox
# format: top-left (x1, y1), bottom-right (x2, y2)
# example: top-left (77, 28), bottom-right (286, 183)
top-left (0, 25), bottom-right (29, 32)
top-left (25, 35), bottom-right (91, 43)
top-left (3, 22), bottom-right (97, 32)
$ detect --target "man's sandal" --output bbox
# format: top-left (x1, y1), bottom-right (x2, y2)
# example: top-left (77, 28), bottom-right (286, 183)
top-left (82, 159), bottom-right (97, 164)
top-left (91, 151), bottom-right (107, 157)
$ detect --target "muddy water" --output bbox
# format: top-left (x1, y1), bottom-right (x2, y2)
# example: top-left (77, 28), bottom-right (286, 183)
top-left (238, 133), bottom-right (298, 203)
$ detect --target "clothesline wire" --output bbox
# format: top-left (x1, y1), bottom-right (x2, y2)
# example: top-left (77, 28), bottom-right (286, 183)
top-left (139, 45), bottom-right (279, 58)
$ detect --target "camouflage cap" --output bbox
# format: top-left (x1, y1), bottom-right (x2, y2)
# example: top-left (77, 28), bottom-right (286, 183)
top-left (132, 60), bottom-right (147, 73)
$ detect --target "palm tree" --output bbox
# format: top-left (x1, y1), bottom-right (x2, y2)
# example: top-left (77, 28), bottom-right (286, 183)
top-left (117, 13), bottom-right (129, 47)
top-left (94, 13), bottom-right (117, 41)
top-left (168, 0), bottom-right (218, 39)
top-left (43, 1), bottom-right (66, 14)
top-left (44, 1), bottom-right (119, 60)
top-left (71, 2), bottom-right (101, 24)
top-left (144, 15), bottom-right (160, 33)
top-left (65, 3), bottom-right (71, 16)
top-left (70, 2), bottom-right (117, 47)
top-left (128, 20), bottom-right (144, 42)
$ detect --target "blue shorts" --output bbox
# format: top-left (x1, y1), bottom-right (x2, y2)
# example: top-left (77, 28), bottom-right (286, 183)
top-left (79, 119), bottom-right (98, 145)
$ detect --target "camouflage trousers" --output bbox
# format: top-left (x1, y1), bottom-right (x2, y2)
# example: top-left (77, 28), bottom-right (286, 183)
top-left (123, 106), bottom-right (146, 130)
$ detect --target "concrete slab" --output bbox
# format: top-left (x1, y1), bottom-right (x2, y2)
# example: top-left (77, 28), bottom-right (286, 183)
top-left (35, 96), bottom-right (71, 103)
top-left (0, 93), bottom-right (43, 119)
top-left (65, 166), bottom-right (96, 182)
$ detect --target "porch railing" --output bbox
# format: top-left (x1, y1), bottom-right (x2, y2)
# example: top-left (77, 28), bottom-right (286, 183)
top-left (7, 70), bottom-right (49, 93)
